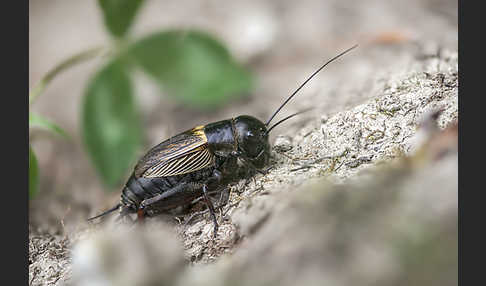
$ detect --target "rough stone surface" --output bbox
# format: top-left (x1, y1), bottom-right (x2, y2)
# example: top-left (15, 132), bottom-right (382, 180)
top-left (177, 144), bottom-right (458, 286)
top-left (29, 232), bottom-right (72, 286)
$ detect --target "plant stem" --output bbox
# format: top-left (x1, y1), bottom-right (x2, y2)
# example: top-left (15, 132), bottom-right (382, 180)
top-left (29, 46), bottom-right (107, 105)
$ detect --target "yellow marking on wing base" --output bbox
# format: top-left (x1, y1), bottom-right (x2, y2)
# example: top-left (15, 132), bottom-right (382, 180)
top-left (192, 125), bottom-right (207, 142)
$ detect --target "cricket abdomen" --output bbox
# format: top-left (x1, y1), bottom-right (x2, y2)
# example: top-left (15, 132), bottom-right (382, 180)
top-left (120, 167), bottom-right (217, 215)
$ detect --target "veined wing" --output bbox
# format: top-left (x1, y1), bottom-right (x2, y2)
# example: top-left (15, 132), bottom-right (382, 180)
top-left (134, 126), bottom-right (215, 178)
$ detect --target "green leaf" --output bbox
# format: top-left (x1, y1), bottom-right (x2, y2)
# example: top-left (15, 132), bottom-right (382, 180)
top-left (98, 0), bottom-right (144, 38)
top-left (82, 60), bottom-right (142, 188)
top-left (29, 146), bottom-right (39, 198)
top-left (127, 30), bottom-right (253, 109)
top-left (29, 112), bottom-right (70, 139)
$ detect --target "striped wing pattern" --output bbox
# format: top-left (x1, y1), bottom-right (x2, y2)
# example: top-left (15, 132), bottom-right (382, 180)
top-left (143, 146), bottom-right (214, 178)
top-left (150, 134), bottom-right (204, 163)
top-left (134, 126), bottom-right (215, 178)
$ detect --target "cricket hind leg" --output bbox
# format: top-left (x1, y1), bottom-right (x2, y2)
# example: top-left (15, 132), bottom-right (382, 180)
top-left (202, 184), bottom-right (220, 238)
top-left (138, 182), bottom-right (201, 215)
top-left (138, 172), bottom-right (224, 237)
top-left (182, 186), bottom-right (229, 228)
top-left (164, 183), bottom-right (221, 238)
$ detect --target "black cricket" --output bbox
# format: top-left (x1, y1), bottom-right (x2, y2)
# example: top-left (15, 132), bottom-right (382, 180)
top-left (88, 45), bottom-right (358, 235)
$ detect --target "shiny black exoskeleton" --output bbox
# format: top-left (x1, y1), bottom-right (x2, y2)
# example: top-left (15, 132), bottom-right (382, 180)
top-left (88, 45), bottom-right (358, 236)
top-left (121, 116), bottom-right (269, 220)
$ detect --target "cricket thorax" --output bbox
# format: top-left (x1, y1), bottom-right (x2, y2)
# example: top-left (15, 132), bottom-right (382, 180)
top-left (204, 119), bottom-right (237, 156)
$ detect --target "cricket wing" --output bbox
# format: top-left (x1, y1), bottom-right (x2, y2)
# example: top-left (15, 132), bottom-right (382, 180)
top-left (134, 126), bottom-right (215, 178)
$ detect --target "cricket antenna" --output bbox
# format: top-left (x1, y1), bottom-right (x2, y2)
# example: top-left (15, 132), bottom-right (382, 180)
top-left (265, 44), bottom-right (358, 126)
top-left (266, 108), bottom-right (314, 134)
